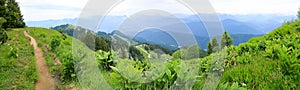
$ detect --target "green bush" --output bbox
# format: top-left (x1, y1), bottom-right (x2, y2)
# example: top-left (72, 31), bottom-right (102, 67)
top-left (50, 37), bottom-right (61, 51)
top-left (61, 53), bottom-right (77, 83)
top-left (0, 17), bottom-right (7, 45)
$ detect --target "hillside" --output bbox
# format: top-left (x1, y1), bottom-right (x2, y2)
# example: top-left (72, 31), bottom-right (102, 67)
top-left (198, 20), bottom-right (300, 89)
top-left (134, 28), bottom-right (262, 50)
top-left (0, 27), bottom-right (99, 89)
top-left (96, 20), bottom-right (300, 90)
top-left (0, 29), bottom-right (37, 89)
top-left (52, 24), bottom-right (137, 45)
top-left (1, 20), bottom-right (299, 89)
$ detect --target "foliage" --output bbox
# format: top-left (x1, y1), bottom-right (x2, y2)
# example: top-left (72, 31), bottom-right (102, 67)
top-left (50, 36), bottom-right (61, 51)
top-left (61, 53), bottom-right (77, 83)
top-left (143, 43), bottom-right (174, 55)
top-left (129, 46), bottom-right (146, 61)
top-left (207, 36), bottom-right (219, 55)
top-left (95, 37), bottom-right (111, 52)
top-left (0, 29), bottom-right (37, 89)
top-left (172, 45), bottom-right (206, 60)
top-left (218, 20), bottom-right (300, 89)
top-left (207, 41), bottom-right (213, 55)
top-left (220, 31), bottom-right (233, 49)
top-left (95, 50), bottom-right (115, 71)
top-left (211, 36), bottom-right (219, 53)
top-left (0, 17), bottom-right (8, 45)
top-left (0, 0), bottom-right (25, 29)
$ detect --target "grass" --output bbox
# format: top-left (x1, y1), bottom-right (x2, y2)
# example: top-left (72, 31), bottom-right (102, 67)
top-left (23, 27), bottom-right (109, 89)
top-left (0, 29), bottom-right (37, 89)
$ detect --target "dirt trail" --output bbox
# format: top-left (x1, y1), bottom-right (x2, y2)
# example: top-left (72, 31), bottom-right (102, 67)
top-left (24, 31), bottom-right (55, 90)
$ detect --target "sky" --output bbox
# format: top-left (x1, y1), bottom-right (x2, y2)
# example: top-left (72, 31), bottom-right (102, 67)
top-left (15, 0), bottom-right (300, 21)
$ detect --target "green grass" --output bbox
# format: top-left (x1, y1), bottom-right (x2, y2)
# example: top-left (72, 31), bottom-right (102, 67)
top-left (23, 27), bottom-right (110, 89)
top-left (0, 29), bottom-right (37, 89)
top-left (1, 19), bottom-right (299, 89)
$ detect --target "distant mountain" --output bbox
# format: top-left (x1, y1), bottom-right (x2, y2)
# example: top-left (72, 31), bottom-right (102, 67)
top-left (52, 24), bottom-right (136, 45)
top-left (26, 14), bottom-right (295, 34)
top-left (132, 28), bottom-right (263, 50)
top-left (222, 19), bottom-right (263, 34)
top-left (52, 24), bottom-right (264, 50)
top-left (26, 18), bottom-right (77, 28)
top-left (133, 29), bottom-right (179, 50)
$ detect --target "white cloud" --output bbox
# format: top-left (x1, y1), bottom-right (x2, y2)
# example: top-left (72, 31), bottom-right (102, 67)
top-left (16, 0), bottom-right (300, 21)
top-left (210, 0), bottom-right (300, 15)
top-left (107, 0), bottom-right (193, 16)
top-left (16, 0), bottom-right (88, 21)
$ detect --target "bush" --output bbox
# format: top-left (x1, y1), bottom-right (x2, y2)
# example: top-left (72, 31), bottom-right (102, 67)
top-left (0, 17), bottom-right (8, 45)
top-left (61, 53), bottom-right (77, 82)
top-left (0, 29), bottom-right (8, 45)
top-left (50, 37), bottom-right (61, 51)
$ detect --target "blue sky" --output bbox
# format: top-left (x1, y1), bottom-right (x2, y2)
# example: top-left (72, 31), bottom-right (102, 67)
top-left (16, 0), bottom-right (300, 21)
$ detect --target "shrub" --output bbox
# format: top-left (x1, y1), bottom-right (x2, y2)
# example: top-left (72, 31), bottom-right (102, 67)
top-left (50, 37), bottom-right (61, 51)
top-left (61, 53), bottom-right (77, 82)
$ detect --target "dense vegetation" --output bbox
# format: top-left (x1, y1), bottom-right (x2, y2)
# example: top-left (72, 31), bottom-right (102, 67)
top-left (2, 20), bottom-right (299, 89)
top-left (1, 1), bottom-right (300, 89)
top-left (91, 20), bottom-right (300, 89)
top-left (217, 20), bottom-right (300, 89)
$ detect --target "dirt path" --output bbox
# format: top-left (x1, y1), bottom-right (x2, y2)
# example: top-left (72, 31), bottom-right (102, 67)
top-left (24, 31), bottom-right (55, 90)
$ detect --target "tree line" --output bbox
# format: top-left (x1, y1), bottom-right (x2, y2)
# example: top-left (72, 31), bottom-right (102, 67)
top-left (0, 0), bottom-right (25, 44)
top-left (207, 31), bottom-right (233, 55)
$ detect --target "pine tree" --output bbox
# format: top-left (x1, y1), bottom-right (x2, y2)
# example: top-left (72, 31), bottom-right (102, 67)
top-left (220, 31), bottom-right (233, 49)
top-left (0, 0), bottom-right (6, 17)
top-left (207, 36), bottom-right (219, 55)
top-left (0, 0), bottom-right (25, 29)
top-left (207, 41), bottom-right (213, 55)
top-left (211, 36), bottom-right (219, 53)
top-left (0, 17), bottom-right (8, 45)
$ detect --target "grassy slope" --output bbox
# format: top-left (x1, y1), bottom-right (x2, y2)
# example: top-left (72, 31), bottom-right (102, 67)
top-left (199, 20), bottom-right (300, 89)
top-left (0, 27), bottom-right (97, 89)
top-left (25, 27), bottom-right (109, 89)
top-left (0, 29), bottom-right (37, 89)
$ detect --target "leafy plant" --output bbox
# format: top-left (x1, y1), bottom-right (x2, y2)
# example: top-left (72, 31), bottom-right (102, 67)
top-left (50, 36), bottom-right (61, 51)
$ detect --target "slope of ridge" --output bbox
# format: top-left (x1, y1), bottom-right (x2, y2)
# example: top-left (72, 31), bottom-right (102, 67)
top-left (0, 27), bottom-right (99, 89)
top-left (198, 20), bottom-right (300, 89)
top-left (0, 29), bottom-right (38, 89)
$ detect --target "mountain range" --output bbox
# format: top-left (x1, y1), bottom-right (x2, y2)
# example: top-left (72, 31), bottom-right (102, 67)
top-left (52, 24), bottom-right (263, 50)
top-left (27, 14), bottom-right (296, 35)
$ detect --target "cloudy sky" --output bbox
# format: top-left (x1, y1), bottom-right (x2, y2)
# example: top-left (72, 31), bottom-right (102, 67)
top-left (16, 0), bottom-right (300, 21)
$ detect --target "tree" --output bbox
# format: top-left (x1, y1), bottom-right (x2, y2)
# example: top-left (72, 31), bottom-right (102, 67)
top-left (129, 46), bottom-right (145, 61)
top-left (95, 37), bottom-right (111, 52)
top-left (0, 0), bottom-right (25, 29)
top-left (207, 41), bottom-right (213, 55)
top-left (172, 49), bottom-right (182, 59)
top-left (207, 36), bottom-right (219, 55)
top-left (220, 31), bottom-right (233, 49)
top-left (211, 36), bottom-right (219, 53)
top-left (183, 45), bottom-right (203, 59)
top-left (0, 17), bottom-right (7, 45)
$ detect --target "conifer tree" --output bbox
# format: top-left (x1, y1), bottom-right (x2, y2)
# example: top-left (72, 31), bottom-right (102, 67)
top-left (207, 41), bottom-right (213, 55)
top-left (0, 0), bottom-right (25, 29)
top-left (0, 17), bottom-right (8, 44)
top-left (220, 31), bottom-right (233, 49)
top-left (207, 36), bottom-right (219, 55)
top-left (211, 36), bottom-right (219, 53)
